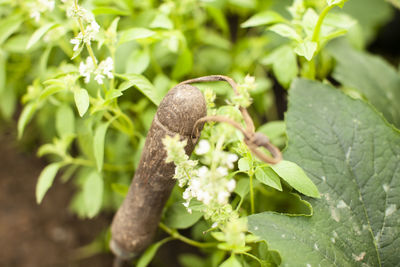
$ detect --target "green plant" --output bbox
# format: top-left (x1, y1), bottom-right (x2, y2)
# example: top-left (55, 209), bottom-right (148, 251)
top-left (0, 0), bottom-right (399, 266)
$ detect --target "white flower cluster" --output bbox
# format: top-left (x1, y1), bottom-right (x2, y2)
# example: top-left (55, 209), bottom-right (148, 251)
top-left (79, 57), bottom-right (114, 84)
top-left (231, 75), bottom-right (255, 108)
top-left (29, 0), bottom-right (55, 22)
top-left (163, 135), bottom-right (239, 226)
top-left (68, 2), bottom-right (100, 51)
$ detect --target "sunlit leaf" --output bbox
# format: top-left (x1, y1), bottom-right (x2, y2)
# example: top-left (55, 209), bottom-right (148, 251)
top-left (36, 163), bottom-right (61, 204)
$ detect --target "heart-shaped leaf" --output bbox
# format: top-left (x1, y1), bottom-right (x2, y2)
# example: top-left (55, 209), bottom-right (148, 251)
top-left (248, 79), bottom-right (400, 266)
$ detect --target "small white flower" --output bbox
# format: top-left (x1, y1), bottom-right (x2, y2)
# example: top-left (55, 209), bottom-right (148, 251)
top-left (198, 166), bottom-right (209, 177)
top-left (226, 153), bottom-right (238, 169)
top-left (216, 167), bottom-right (228, 176)
top-left (70, 36), bottom-right (81, 51)
top-left (79, 57), bottom-right (95, 83)
top-left (227, 179), bottom-right (236, 192)
top-left (195, 140), bottom-right (210, 155)
top-left (217, 191), bottom-right (229, 204)
top-left (212, 222), bottom-right (218, 228)
top-left (30, 11), bottom-right (41, 22)
top-left (94, 73), bottom-right (105, 84)
top-left (183, 190), bottom-right (190, 200)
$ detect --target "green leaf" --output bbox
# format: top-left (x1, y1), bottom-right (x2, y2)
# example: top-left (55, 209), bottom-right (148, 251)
top-left (261, 45), bottom-right (298, 88)
top-left (268, 24), bottom-right (301, 42)
top-left (117, 74), bottom-right (162, 106)
top-left (83, 171), bottom-right (103, 218)
top-left (238, 158), bottom-right (251, 172)
top-left (249, 79), bottom-right (400, 266)
top-left (18, 102), bottom-right (37, 139)
top-left (0, 14), bottom-right (22, 45)
top-left (119, 28), bottom-right (155, 45)
top-left (150, 13), bottom-right (173, 30)
top-left (111, 183), bottom-right (129, 197)
top-left (56, 105), bottom-right (75, 138)
top-left (126, 48), bottom-right (150, 74)
top-left (26, 23), bottom-right (58, 49)
top-left (271, 160), bottom-right (319, 198)
top-left (241, 11), bottom-right (285, 28)
top-left (172, 47), bottom-right (193, 80)
top-left (40, 84), bottom-right (65, 100)
top-left (92, 6), bottom-right (130, 16)
top-left (219, 255), bottom-right (242, 267)
top-left (294, 41), bottom-right (317, 61)
top-left (255, 167), bottom-right (282, 191)
top-left (164, 202), bottom-right (203, 229)
top-left (329, 40), bottom-right (400, 128)
top-left (36, 163), bottom-right (61, 204)
top-left (93, 122), bottom-right (110, 172)
top-left (234, 178), bottom-right (250, 199)
top-left (136, 238), bottom-right (173, 267)
top-left (74, 88), bottom-right (90, 117)
top-left (257, 121), bottom-right (286, 148)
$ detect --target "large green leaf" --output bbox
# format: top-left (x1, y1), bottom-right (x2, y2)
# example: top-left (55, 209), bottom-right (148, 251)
top-left (248, 79), bottom-right (400, 266)
top-left (329, 40), bottom-right (400, 128)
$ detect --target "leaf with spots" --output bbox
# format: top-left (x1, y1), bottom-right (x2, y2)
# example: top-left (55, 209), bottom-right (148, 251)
top-left (248, 79), bottom-right (400, 266)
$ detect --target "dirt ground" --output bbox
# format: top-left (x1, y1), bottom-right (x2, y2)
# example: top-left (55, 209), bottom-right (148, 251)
top-left (0, 129), bottom-right (113, 267)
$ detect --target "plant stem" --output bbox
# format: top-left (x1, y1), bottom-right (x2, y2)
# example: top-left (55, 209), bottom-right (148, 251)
top-left (249, 172), bottom-right (255, 214)
top-left (308, 4), bottom-right (335, 80)
top-left (159, 222), bottom-right (217, 248)
top-left (311, 4), bottom-right (334, 43)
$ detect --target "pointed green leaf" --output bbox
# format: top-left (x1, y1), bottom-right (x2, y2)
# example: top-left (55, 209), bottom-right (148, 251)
top-left (74, 88), bottom-right (90, 117)
top-left (0, 14), bottom-right (22, 45)
top-left (137, 237), bottom-right (173, 267)
top-left (268, 24), bottom-right (301, 42)
top-left (249, 79), bottom-right (400, 266)
top-left (83, 171), bottom-right (103, 218)
top-left (241, 11), bottom-right (285, 28)
top-left (271, 160), bottom-right (320, 198)
top-left (117, 74), bottom-right (162, 105)
top-left (119, 28), bottom-right (155, 45)
top-left (150, 13), bottom-right (173, 30)
top-left (26, 23), bottom-right (58, 49)
top-left (255, 167), bottom-right (282, 191)
top-left (329, 41), bottom-right (400, 127)
top-left (18, 102), bottom-right (37, 139)
top-left (93, 122), bottom-right (110, 172)
top-left (36, 163), bottom-right (61, 204)
top-left (294, 41), bottom-right (317, 61)
top-left (261, 45), bottom-right (298, 88)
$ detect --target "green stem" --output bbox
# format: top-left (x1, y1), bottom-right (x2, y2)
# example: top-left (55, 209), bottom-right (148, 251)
top-left (249, 172), bottom-right (255, 214)
top-left (311, 4), bottom-right (334, 43)
top-left (159, 223), bottom-right (217, 248)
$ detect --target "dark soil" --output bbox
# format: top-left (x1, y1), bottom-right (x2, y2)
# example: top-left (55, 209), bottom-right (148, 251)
top-left (0, 129), bottom-right (113, 267)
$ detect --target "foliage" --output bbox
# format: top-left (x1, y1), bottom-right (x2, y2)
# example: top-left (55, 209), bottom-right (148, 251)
top-left (0, 0), bottom-right (399, 266)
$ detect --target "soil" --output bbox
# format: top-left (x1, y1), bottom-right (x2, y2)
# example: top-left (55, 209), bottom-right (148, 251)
top-left (0, 129), bottom-right (113, 267)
